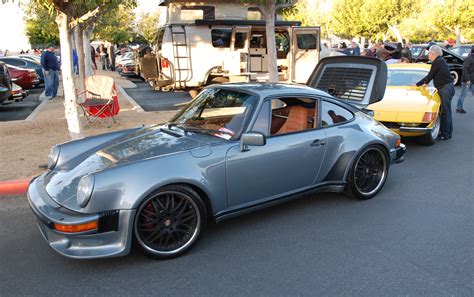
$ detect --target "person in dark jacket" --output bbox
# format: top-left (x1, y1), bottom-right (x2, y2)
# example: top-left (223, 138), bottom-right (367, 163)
top-left (455, 46), bottom-right (474, 113)
top-left (40, 44), bottom-right (60, 99)
top-left (416, 45), bottom-right (455, 140)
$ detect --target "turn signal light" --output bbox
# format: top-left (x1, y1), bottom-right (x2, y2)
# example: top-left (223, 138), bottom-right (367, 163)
top-left (422, 112), bottom-right (437, 123)
top-left (54, 221), bottom-right (98, 233)
top-left (395, 139), bottom-right (401, 147)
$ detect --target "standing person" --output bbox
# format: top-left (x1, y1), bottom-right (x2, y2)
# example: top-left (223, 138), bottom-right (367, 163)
top-left (108, 44), bottom-right (116, 71)
top-left (90, 45), bottom-right (97, 70)
top-left (99, 44), bottom-right (107, 70)
top-left (455, 46), bottom-right (474, 114)
top-left (351, 41), bottom-right (361, 56)
top-left (416, 45), bottom-right (455, 140)
top-left (401, 42), bottom-right (413, 62)
top-left (40, 44), bottom-right (60, 100)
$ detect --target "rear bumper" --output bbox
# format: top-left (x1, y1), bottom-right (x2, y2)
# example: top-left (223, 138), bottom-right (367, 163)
top-left (390, 143), bottom-right (406, 164)
top-left (27, 176), bottom-right (135, 259)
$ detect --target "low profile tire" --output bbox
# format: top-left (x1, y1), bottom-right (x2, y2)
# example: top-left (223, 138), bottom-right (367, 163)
top-left (450, 70), bottom-right (459, 85)
top-left (134, 185), bottom-right (206, 259)
top-left (345, 146), bottom-right (389, 200)
top-left (416, 113), bottom-right (440, 146)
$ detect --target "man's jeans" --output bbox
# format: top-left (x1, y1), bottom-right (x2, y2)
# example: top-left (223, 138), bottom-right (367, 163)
top-left (438, 83), bottom-right (455, 138)
top-left (43, 69), bottom-right (59, 97)
top-left (456, 82), bottom-right (474, 109)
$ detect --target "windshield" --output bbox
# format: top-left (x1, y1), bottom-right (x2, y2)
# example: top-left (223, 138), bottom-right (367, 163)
top-left (450, 47), bottom-right (470, 58)
top-left (169, 88), bottom-right (257, 140)
top-left (387, 69), bottom-right (433, 87)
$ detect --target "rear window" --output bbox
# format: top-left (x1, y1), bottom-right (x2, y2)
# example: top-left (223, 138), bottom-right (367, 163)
top-left (387, 69), bottom-right (431, 86)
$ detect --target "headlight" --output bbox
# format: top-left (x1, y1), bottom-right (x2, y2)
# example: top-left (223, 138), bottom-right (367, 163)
top-left (47, 145), bottom-right (60, 169)
top-left (77, 175), bottom-right (95, 208)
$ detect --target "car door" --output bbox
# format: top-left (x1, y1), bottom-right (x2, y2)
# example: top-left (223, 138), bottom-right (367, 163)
top-left (225, 96), bottom-right (327, 208)
top-left (306, 56), bottom-right (388, 109)
top-left (290, 26), bottom-right (321, 84)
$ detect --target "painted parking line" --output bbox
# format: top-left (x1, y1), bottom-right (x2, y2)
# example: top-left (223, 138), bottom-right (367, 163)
top-left (0, 178), bottom-right (31, 196)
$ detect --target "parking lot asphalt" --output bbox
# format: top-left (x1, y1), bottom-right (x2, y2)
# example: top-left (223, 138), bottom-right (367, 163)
top-left (0, 86), bottom-right (473, 296)
top-left (123, 78), bottom-right (192, 111)
top-left (0, 87), bottom-right (44, 122)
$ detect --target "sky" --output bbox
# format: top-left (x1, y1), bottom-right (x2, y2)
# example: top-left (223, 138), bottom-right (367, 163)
top-left (0, 0), bottom-right (160, 53)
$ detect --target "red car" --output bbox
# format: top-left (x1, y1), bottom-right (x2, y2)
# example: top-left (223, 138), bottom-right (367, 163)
top-left (6, 65), bottom-right (39, 90)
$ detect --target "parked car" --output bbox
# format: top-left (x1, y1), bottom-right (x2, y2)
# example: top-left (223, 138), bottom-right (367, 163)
top-left (450, 45), bottom-right (473, 59)
top-left (412, 44), bottom-right (464, 85)
top-left (27, 57), bottom-right (405, 260)
top-left (9, 83), bottom-right (29, 101)
top-left (6, 65), bottom-right (40, 90)
top-left (119, 60), bottom-right (137, 77)
top-left (18, 54), bottom-right (41, 64)
top-left (0, 61), bottom-right (12, 104)
top-left (369, 64), bottom-right (441, 145)
top-left (0, 56), bottom-right (44, 83)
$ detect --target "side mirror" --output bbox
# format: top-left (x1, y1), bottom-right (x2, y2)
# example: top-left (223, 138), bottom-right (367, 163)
top-left (240, 132), bottom-right (266, 152)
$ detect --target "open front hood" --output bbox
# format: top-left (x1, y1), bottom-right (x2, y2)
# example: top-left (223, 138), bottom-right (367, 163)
top-left (43, 127), bottom-right (209, 208)
top-left (307, 56), bottom-right (387, 108)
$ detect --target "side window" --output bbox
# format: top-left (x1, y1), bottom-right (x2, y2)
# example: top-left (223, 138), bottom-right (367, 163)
top-left (296, 34), bottom-right (317, 50)
top-left (4, 59), bottom-right (19, 66)
top-left (321, 101), bottom-right (353, 127)
top-left (212, 29), bottom-right (231, 48)
top-left (247, 7), bottom-right (262, 20)
top-left (234, 32), bottom-right (247, 49)
top-left (270, 97), bottom-right (318, 136)
top-left (275, 32), bottom-right (290, 59)
top-left (252, 100), bottom-right (270, 135)
top-left (18, 60), bottom-right (27, 68)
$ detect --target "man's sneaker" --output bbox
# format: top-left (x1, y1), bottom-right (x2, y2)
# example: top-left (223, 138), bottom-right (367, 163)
top-left (456, 108), bottom-right (467, 113)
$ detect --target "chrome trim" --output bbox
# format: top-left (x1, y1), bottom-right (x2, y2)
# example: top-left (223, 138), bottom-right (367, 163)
top-left (399, 127), bottom-right (433, 132)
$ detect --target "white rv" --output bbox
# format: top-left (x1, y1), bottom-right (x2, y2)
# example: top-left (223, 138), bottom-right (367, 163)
top-left (151, 0), bottom-right (329, 90)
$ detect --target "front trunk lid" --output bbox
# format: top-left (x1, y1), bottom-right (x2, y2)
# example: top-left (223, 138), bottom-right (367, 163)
top-left (306, 56), bottom-right (387, 108)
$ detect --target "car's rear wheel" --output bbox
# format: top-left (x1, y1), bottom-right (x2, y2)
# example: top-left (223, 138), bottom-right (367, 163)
top-left (346, 146), bottom-right (389, 200)
top-left (416, 113), bottom-right (440, 146)
top-left (450, 70), bottom-right (459, 85)
top-left (134, 185), bottom-right (206, 259)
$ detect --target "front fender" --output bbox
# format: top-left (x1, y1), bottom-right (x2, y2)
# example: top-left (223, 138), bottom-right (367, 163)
top-left (83, 147), bottom-right (228, 215)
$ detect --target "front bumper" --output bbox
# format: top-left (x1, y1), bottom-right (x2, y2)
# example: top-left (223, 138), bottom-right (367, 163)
top-left (390, 143), bottom-right (406, 164)
top-left (399, 126), bottom-right (432, 132)
top-left (27, 176), bottom-right (136, 259)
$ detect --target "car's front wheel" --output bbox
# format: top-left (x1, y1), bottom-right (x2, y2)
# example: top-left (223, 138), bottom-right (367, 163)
top-left (416, 113), bottom-right (440, 146)
top-left (134, 185), bottom-right (206, 259)
top-left (450, 70), bottom-right (459, 85)
top-left (345, 146), bottom-right (389, 200)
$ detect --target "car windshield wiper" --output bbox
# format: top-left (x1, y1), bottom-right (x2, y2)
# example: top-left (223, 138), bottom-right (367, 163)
top-left (179, 125), bottom-right (234, 138)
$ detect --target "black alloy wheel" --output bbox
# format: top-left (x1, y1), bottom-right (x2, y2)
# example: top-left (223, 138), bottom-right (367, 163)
top-left (346, 146), bottom-right (389, 200)
top-left (134, 185), bottom-right (206, 259)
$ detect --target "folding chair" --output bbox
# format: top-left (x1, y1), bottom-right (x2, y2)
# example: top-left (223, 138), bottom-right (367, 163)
top-left (77, 75), bottom-right (120, 126)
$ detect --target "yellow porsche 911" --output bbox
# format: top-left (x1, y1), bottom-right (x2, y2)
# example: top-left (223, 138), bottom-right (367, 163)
top-left (369, 64), bottom-right (441, 145)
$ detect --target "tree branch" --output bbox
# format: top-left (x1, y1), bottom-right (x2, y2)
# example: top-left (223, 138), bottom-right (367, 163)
top-left (69, 5), bottom-right (104, 29)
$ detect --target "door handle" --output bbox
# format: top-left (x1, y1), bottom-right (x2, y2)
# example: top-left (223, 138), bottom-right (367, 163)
top-left (310, 139), bottom-right (326, 147)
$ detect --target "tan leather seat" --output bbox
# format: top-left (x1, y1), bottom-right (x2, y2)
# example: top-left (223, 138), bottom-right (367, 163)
top-left (276, 106), bottom-right (310, 134)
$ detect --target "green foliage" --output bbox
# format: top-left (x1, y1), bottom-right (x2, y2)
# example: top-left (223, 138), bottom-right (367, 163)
top-left (24, 4), bottom-right (59, 48)
top-left (93, 4), bottom-right (136, 44)
top-left (432, 0), bottom-right (474, 37)
top-left (136, 10), bottom-right (161, 45)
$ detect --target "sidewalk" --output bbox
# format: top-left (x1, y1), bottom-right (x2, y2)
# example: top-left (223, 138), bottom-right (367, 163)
top-left (0, 71), bottom-right (176, 182)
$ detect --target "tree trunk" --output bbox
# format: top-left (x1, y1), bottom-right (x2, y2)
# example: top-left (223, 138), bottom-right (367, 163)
top-left (454, 25), bottom-right (461, 47)
top-left (264, 0), bottom-right (278, 83)
top-left (83, 23), bottom-right (95, 77)
top-left (56, 11), bottom-right (84, 140)
top-left (388, 23), bottom-right (403, 46)
top-left (73, 25), bottom-right (85, 96)
top-left (361, 37), bottom-right (366, 52)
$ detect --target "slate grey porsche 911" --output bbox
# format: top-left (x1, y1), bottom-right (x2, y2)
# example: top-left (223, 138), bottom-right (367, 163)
top-left (27, 57), bottom-right (406, 259)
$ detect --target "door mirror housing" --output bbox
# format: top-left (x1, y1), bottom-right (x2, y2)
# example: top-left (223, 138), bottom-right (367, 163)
top-left (240, 132), bottom-right (266, 152)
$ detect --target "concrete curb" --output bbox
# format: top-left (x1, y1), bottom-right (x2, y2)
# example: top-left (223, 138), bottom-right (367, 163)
top-left (0, 178), bottom-right (31, 196)
top-left (26, 94), bottom-right (49, 121)
top-left (117, 85), bottom-right (145, 113)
